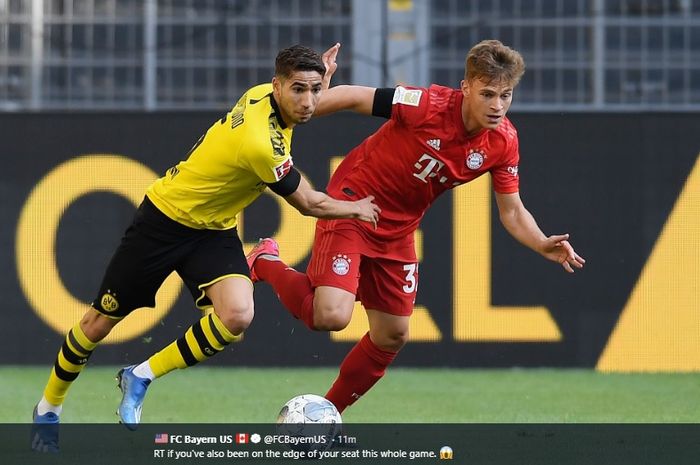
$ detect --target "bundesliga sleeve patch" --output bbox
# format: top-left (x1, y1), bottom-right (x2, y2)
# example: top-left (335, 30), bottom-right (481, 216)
top-left (272, 157), bottom-right (293, 181)
top-left (392, 86), bottom-right (422, 107)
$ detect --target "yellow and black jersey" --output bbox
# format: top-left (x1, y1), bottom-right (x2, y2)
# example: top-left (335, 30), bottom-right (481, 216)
top-left (147, 83), bottom-right (299, 230)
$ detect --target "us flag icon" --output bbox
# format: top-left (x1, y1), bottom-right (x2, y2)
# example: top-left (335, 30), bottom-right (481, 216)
top-left (235, 433), bottom-right (249, 444)
top-left (154, 433), bottom-right (169, 444)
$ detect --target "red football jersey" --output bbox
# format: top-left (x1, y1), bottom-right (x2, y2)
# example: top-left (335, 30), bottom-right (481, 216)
top-left (327, 84), bottom-right (520, 240)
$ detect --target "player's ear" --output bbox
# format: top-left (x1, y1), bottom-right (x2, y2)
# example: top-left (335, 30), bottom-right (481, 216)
top-left (272, 76), bottom-right (282, 96)
top-left (460, 79), bottom-right (469, 96)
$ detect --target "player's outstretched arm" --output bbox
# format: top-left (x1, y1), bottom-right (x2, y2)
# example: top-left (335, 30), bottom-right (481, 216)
top-left (314, 85), bottom-right (377, 117)
top-left (284, 175), bottom-right (380, 227)
top-left (315, 43), bottom-right (383, 117)
top-left (495, 192), bottom-right (586, 273)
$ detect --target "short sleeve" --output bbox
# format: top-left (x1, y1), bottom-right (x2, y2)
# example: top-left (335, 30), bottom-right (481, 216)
top-left (491, 135), bottom-right (520, 194)
top-left (390, 85), bottom-right (430, 128)
top-left (246, 136), bottom-right (294, 184)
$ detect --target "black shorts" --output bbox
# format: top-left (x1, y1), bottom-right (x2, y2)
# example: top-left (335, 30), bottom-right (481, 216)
top-left (92, 196), bottom-right (250, 318)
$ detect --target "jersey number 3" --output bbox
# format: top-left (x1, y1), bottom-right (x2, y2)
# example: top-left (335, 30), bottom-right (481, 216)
top-left (402, 263), bottom-right (418, 293)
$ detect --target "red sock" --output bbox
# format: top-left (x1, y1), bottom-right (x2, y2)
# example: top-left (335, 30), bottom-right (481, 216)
top-left (255, 258), bottom-right (316, 330)
top-left (325, 332), bottom-right (397, 413)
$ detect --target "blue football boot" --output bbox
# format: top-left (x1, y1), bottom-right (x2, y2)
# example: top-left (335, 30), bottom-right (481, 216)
top-left (30, 405), bottom-right (60, 453)
top-left (116, 365), bottom-right (151, 430)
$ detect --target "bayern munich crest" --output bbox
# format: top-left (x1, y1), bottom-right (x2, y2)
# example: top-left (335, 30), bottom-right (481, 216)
top-left (466, 150), bottom-right (485, 170)
top-left (331, 254), bottom-right (351, 276)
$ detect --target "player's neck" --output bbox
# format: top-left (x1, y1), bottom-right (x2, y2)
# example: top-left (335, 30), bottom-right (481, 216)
top-left (461, 102), bottom-right (485, 137)
top-left (270, 94), bottom-right (295, 129)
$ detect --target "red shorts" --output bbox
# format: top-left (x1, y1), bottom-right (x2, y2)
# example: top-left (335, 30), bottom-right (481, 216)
top-left (307, 219), bottom-right (418, 316)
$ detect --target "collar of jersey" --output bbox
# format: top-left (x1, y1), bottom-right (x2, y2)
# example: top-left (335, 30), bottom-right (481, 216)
top-left (268, 93), bottom-right (288, 129)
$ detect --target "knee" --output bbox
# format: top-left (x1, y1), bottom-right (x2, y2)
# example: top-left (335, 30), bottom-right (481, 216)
top-left (373, 328), bottom-right (409, 352)
top-left (216, 301), bottom-right (254, 336)
top-left (313, 301), bottom-right (353, 332)
top-left (80, 308), bottom-right (118, 342)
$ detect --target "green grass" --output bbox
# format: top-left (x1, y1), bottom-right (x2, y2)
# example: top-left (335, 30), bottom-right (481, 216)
top-left (3, 366), bottom-right (698, 423)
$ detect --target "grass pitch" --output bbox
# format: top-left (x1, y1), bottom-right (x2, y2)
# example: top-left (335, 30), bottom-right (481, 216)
top-left (2, 366), bottom-right (698, 423)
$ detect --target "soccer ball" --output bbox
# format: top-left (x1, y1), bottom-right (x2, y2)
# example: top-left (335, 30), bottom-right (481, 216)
top-left (276, 394), bottom-right (342, 452)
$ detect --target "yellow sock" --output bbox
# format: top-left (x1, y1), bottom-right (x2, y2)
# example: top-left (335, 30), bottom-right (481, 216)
top-left (42, 324), bottom-right (98, 406)
top-left (148, 312), bottom-right (237, 378)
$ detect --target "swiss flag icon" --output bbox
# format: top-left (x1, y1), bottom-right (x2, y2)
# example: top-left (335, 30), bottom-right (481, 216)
top-left (236, 433), bottom-right (249, 444)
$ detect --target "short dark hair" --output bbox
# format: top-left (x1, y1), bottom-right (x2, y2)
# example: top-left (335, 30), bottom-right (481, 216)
top-left (275, 45), bottom-right (325, 79)
top-left (465, 40), bottom-right (525, 87)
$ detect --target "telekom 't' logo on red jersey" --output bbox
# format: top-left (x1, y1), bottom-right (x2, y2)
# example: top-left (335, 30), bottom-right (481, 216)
top-left (413, 154), bottom-right (445, 183)
top-left (412, 153), bottom-right (462, 187)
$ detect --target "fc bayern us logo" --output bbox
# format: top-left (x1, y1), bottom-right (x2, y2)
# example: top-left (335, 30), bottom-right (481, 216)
top-left (331, 255), bottom-right (351, 276)
top-left (466, 150), bottom-right (485, 170)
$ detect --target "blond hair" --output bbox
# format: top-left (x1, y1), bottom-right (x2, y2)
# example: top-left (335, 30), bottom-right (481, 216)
top-left (465, 40), bottom-right (525, 86)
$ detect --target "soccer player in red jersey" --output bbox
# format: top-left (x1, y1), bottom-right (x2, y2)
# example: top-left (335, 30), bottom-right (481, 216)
top-left (248, 40), bottom-right (585, 414)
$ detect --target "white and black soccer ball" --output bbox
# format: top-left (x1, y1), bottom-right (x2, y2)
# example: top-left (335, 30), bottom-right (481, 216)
top-left (276, 394), bottom-right (342, 452)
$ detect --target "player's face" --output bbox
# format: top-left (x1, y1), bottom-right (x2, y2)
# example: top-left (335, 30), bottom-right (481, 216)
top-left (272, 71), bottom-right (323, 127)
top-left (461, 78), bottom-right (514, 134)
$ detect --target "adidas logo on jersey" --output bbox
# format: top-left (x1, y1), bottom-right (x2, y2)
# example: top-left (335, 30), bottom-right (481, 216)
top-left (426, 139), bottom-right (441, 150)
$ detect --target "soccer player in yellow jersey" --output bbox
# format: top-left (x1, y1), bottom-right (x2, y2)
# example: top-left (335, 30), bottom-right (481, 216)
top-left (30, 44), bottom-right (380, 452)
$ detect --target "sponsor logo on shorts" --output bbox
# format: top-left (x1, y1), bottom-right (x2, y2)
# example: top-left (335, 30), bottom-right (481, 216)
top-left (100, 291), bottom-right (119, 313)
top-left (331, 255), bottom-right (351, 276)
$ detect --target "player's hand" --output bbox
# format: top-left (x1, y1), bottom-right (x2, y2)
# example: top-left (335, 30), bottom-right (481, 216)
top-left (354, 195), bottom-right (381, 229)
top-left (321, 43), bottom-right (340, 91)
top-left (541, 234), bottom-right (585, 273)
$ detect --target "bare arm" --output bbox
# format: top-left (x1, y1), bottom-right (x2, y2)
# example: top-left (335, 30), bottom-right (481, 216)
top-left (495, 191), bottom-right (585, 273)
top-left (284, 175), bottom-right (381, 227)
top-left (314, 85), bottom-right (377, 117)
top-left (316, 42), bottom-right (382, 117)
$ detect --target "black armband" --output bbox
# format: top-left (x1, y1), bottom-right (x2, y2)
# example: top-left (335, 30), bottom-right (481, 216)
top-left (372, 88), bottom-right (395, 119)
top-left (267, 167), bottom-right (301, 197)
